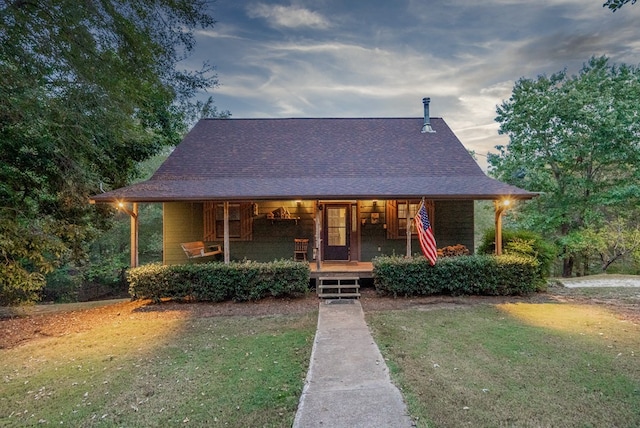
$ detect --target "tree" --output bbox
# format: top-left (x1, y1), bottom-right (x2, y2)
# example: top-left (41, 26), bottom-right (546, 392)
top-left (489, 56), bottom-right (640, 277)
top-left (603, 0), bottom-right (637, 11)
top-left (562, 219), bottom-right (640, 273)
top-left (0, 0), bottom-right (220, 304)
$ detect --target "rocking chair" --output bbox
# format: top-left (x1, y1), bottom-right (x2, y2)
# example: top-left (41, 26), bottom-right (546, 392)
top-left (294, 238), bottom-right (309, 261)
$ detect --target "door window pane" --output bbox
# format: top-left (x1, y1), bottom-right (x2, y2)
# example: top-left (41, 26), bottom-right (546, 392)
top-left (327, 207), bottom-right (346, 246)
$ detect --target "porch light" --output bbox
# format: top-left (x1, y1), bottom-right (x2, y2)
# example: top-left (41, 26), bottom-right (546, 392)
top-left (116, 201), bottom-right (137, 219)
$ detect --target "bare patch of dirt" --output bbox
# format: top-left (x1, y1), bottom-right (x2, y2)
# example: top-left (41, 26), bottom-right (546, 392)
top-left (1, 283), bottom-right (638, 350)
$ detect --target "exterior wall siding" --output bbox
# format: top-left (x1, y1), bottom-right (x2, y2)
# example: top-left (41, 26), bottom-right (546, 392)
top-left (162, 199), bottom-right (475, 265)
top-left (434, 200), bottom-right (475, 252)
top-left (163, 202), bottom-right (205, 265)
top-left (360, 200), bottom-right (392, 259)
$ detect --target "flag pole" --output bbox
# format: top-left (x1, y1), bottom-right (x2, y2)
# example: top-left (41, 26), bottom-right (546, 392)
top-left (406, 199), bottom-right (411, 257)
top-left (415, 197), bottom-right (437, 266)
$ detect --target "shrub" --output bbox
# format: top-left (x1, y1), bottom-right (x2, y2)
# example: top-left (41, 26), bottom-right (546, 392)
top-left (127, 260), bottom-right (310, 303)
top-left (478, 229), bottom-right (555, 280)
top-left (373, 254), bottom-right (541, 297)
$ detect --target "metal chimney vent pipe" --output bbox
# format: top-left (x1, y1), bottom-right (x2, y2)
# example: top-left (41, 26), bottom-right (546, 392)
top-left (421, 97), bottom-right (436, 133)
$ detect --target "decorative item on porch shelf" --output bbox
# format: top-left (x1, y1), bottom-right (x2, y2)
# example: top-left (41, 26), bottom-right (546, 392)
top-left (267, 206), bottom-right (291, 219)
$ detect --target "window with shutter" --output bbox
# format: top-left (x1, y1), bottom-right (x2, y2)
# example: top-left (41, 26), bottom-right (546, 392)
top-left (386, 200), bottom-right (434, 239)
top-left (204, 202), bottom-right (253, 241)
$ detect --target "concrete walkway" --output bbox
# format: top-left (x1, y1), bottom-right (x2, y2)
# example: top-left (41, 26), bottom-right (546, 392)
top-left (293, 300), bottom-right (414, 428)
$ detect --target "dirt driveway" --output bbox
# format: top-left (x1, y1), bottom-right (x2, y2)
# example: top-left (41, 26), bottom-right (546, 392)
top-left (557, 274), bottom-right (640, 288)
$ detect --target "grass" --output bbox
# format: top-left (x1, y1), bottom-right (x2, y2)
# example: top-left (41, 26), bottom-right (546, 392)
top-left (0, 310), bottom-right (316, 427)
top-left (367, 303), bottom-right (640, 427)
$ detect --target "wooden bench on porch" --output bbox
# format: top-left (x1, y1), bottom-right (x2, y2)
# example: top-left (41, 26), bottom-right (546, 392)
top-left (181, 241), bottom-right (223, 259)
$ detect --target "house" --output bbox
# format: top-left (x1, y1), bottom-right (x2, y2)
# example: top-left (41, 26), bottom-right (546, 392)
top-left (90, 98), bottom-right (536, 271)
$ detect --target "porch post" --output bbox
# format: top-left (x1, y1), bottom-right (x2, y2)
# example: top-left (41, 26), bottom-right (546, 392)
top-left (223, 201), bottom-right (230, 264)
top-left (406, 200), bottom-right (411, 257)
top-left (130, 203), bottom-right (139, 268)
top-left (494, 199), bottom-right (511, 256)
top-left (315, 203), bottom-right (322, 271)
top-left (495, 202), bottom-right (502, 256)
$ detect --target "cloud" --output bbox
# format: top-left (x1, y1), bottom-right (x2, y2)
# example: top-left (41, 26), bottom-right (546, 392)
top-left (212, 38), bottom-right (466, 116)
top-left (247, 3), bottom-right (330, 29)
top-left (192, 0), bottom-right (640, 169)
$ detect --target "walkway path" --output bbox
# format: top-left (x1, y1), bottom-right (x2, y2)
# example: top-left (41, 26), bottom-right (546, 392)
top-left (293, 300), bottom-right (414, 428)
top-left (558, 274), bottom-right (640, 288)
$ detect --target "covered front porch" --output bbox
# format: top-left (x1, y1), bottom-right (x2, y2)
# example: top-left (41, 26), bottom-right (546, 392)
top-left (112, 198), bottom-right (519, 270)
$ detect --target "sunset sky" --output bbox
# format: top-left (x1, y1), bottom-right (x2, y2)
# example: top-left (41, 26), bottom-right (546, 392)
top-left (186, 0), bottom-right (640, 168)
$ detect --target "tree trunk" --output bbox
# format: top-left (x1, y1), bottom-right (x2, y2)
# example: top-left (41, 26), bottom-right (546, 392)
top-left (582, 253), bottom-right (589, 276)
top-left (562, 256), bottom-right (574, 277)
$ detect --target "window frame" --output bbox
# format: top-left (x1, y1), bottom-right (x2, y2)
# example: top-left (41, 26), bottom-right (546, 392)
top-left (386, 199), bottom-right (435, 239)
top-left (204, 201), bottom-right (253, 242)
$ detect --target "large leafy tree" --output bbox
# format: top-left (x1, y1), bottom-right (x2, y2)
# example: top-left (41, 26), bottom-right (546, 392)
top-left (603, 0), bottom-right (637, 11)
top-left (489, 56), bottom-right (640, 277)
top-left (0, 0), bottom-right (218, 304)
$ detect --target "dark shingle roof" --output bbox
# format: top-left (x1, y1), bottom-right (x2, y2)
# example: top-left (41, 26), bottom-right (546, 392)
top-left (91, 117), bottom-right (536, 202)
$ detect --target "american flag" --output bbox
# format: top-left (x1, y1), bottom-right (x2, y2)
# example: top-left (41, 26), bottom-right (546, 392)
top-left (414, 200), bottom-right (437, 265)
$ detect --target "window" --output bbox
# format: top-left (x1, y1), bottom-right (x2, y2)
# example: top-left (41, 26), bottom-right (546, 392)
top-left (204, 202), bottom-right (253, 241)
top-left (386, 200), bottom-right (434, 239)
top-left (398, 201), bottom-right (420, 235)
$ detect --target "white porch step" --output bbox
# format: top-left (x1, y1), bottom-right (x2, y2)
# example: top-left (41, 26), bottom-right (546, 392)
top-left (317, 276), bottom-right (360, 299)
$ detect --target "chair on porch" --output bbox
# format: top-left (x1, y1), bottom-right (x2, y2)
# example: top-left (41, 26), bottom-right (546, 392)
top-left (294, 238), bottom-right (309, 261)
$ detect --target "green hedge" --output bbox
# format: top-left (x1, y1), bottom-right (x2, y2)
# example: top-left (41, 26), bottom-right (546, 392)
top-left (127, 260), bottom-right (310, 303)
top-left (373, 254), bottom-right (542, 297)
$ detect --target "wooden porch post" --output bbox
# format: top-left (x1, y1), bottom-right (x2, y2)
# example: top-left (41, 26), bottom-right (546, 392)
top-left (494, 199), bottom-right (510, 256)
top-left (130, 203), bottom-right (139, 268)
top-left (495, 201), bottom-right (503, 256)
top-left (315, 203), bottom-right (322, 271)
top-left (223, 201), bottom-right (230, 264)
top-left (406, 199), bottom-right (411, 257)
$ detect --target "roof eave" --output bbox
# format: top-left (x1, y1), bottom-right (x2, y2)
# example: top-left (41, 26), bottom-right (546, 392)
top-left (90, 192), bottom-right (538, 204)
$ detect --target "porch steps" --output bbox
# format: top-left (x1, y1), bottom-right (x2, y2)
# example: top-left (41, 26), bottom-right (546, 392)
top-left (317, 276), bottom-right (360, 299)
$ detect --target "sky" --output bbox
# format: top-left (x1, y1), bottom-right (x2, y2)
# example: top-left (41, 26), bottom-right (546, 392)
top-left (185, 0), bottom-right (640, 169)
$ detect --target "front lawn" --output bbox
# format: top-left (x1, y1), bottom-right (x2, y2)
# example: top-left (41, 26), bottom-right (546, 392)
top-left (1, 306), bottom-right (316, 427)
top-left (368, 302), bottom-right (640, 427)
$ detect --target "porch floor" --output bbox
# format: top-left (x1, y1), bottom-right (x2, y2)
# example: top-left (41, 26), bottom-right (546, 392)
top-left (309, 261), bottom-right (373, 279)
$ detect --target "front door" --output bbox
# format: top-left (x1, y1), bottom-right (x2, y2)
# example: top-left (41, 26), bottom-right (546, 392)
top-left (323, 204), bottom-right (350, 261)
